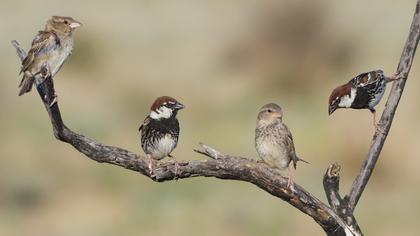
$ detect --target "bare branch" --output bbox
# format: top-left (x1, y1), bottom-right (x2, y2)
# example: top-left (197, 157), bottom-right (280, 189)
top-left (323, 162), bottom-right (343, 212)
top-left (12, 42), bottom-right (359, 236)
top-left (346, 0), bottom-right (420, 212)
top-left (193, 143), bottom-right (226, 159)
top-left (323, 163), bottom-right (362, 234)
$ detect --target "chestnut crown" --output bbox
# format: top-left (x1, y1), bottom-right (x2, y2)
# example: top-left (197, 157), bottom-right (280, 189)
top-left (149, 96), bottom-right (184, 120)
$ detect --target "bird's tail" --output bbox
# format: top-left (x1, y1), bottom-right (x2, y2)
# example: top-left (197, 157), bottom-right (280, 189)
top-left (292, 156), bottom-right (310, 169)
top-left (18, 74), bottom-right (35, 96)
top-left (298, 157), bottom-right (310, 164)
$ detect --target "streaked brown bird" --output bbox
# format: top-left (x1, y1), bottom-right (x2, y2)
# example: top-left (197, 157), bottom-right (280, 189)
top-left (255, 103), bottom-right (308, 187)
top-left (18, 16), bottom-right (82, 104)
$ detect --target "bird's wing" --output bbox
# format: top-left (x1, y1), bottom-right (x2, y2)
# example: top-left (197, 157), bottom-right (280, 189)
top-left (283, 125), bottom-right (298, 169)
top-left (351, 71), bottom-right (380, 88)
top-left (138, 116), bottom-right (151, 132)
top-left (20, 31), bottom-right (59, 74)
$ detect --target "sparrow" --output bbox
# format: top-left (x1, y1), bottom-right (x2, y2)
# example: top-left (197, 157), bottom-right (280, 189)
top-left (255, 103), bottom-right (308, 187)
top-left (328, 70), bottom-right (401, 132)
top-left (18, 16), bottom-right (82, 104)
top-left (139, 96), bottom-right (185, 176)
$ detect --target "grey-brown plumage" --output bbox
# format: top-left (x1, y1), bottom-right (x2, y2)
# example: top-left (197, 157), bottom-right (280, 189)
top-left (255, 103), bottom-right (308, 186)
top-left (18, 16), bottom-right (81, 96)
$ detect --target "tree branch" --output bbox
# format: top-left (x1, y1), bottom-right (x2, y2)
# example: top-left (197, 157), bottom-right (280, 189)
top-left (346, 0), bottom-right (420, 212)
top-left (323, 163), bottom-right (361, 234)
top-left (323, 162), bottom-right (343, 212)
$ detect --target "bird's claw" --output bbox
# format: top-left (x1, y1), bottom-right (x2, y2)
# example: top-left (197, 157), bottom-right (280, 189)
top-left (148, 157), bottom-right (155, 177)
top-left (173, 165), bottom-right (178, 181)
top-left (286, 167), bottom-right (293, 188)
top-left (371, 110), bottom-right (385, 134)
top-left (387, 73), bottom-right (404, 81)
top-left (172, 162), bottom-right (178, 180)
top-left (287, 178), bottom-right (291, 188)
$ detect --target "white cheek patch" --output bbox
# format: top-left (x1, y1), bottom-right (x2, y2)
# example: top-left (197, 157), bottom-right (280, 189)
top-left (150, 111), bottom-right (160, 119)
top-left (338, 88), bottom-right (356, 108)
top-left (150, 106), bottom-right (173, 119)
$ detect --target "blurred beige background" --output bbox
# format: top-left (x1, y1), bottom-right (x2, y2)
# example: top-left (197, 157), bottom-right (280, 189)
top-left (1, 0), bottom-right (420, 235)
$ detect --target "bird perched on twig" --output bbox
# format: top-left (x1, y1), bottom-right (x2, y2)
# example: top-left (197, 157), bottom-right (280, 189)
top-left (328, 70), bottom-right (402, 132)
top-left (139, 96), bottom-right (185, 176)
top-left (255, 103), bottom-right (308, 187)
top-left (18, 16), bottom-right (82, 105)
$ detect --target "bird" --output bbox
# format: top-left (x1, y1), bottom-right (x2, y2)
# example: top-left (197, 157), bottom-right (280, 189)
top-left (139, 96), bottom-right (185, 176)
top-left (255, 103), bottom-right (308, 187)
top-left (328, 70), bottom-right (401, 132)
top-left (18, 16), bottom-right (82, 105)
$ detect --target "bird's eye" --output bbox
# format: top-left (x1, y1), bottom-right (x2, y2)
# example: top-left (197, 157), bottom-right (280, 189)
top-left (64, 20), bottom-right (68, 24)
top-left (267, 109), bottom-right (272, 113)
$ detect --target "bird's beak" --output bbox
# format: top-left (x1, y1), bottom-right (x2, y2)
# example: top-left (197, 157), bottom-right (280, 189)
top-left (328, 105), bottom-right (337, 115)
top-left (70, 20), bottom-right (82, 29)
top-left (174, 102), bottom-right (185, 110)
top-left (273, 113), bottom-right (283, 120)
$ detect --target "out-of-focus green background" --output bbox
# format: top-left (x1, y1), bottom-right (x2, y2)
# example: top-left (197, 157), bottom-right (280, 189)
top-left (1, 0), bottom-right (419, 235)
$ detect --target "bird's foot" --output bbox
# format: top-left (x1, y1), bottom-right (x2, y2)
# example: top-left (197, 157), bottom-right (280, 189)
top-left (387, 73), bottom-right (405, 82)
top-left (168, 154), bottom-right (179, 180)
top-left (286, 167), bottom-right (293, 188)
top-left (148, 157), bottom-right (156, 177)
top-left (148, 162), bottom-right (153, 176)
top-left (370, 109), bottom-right (385, 134)
top-left (287, 177), bottom-right (292, 188)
